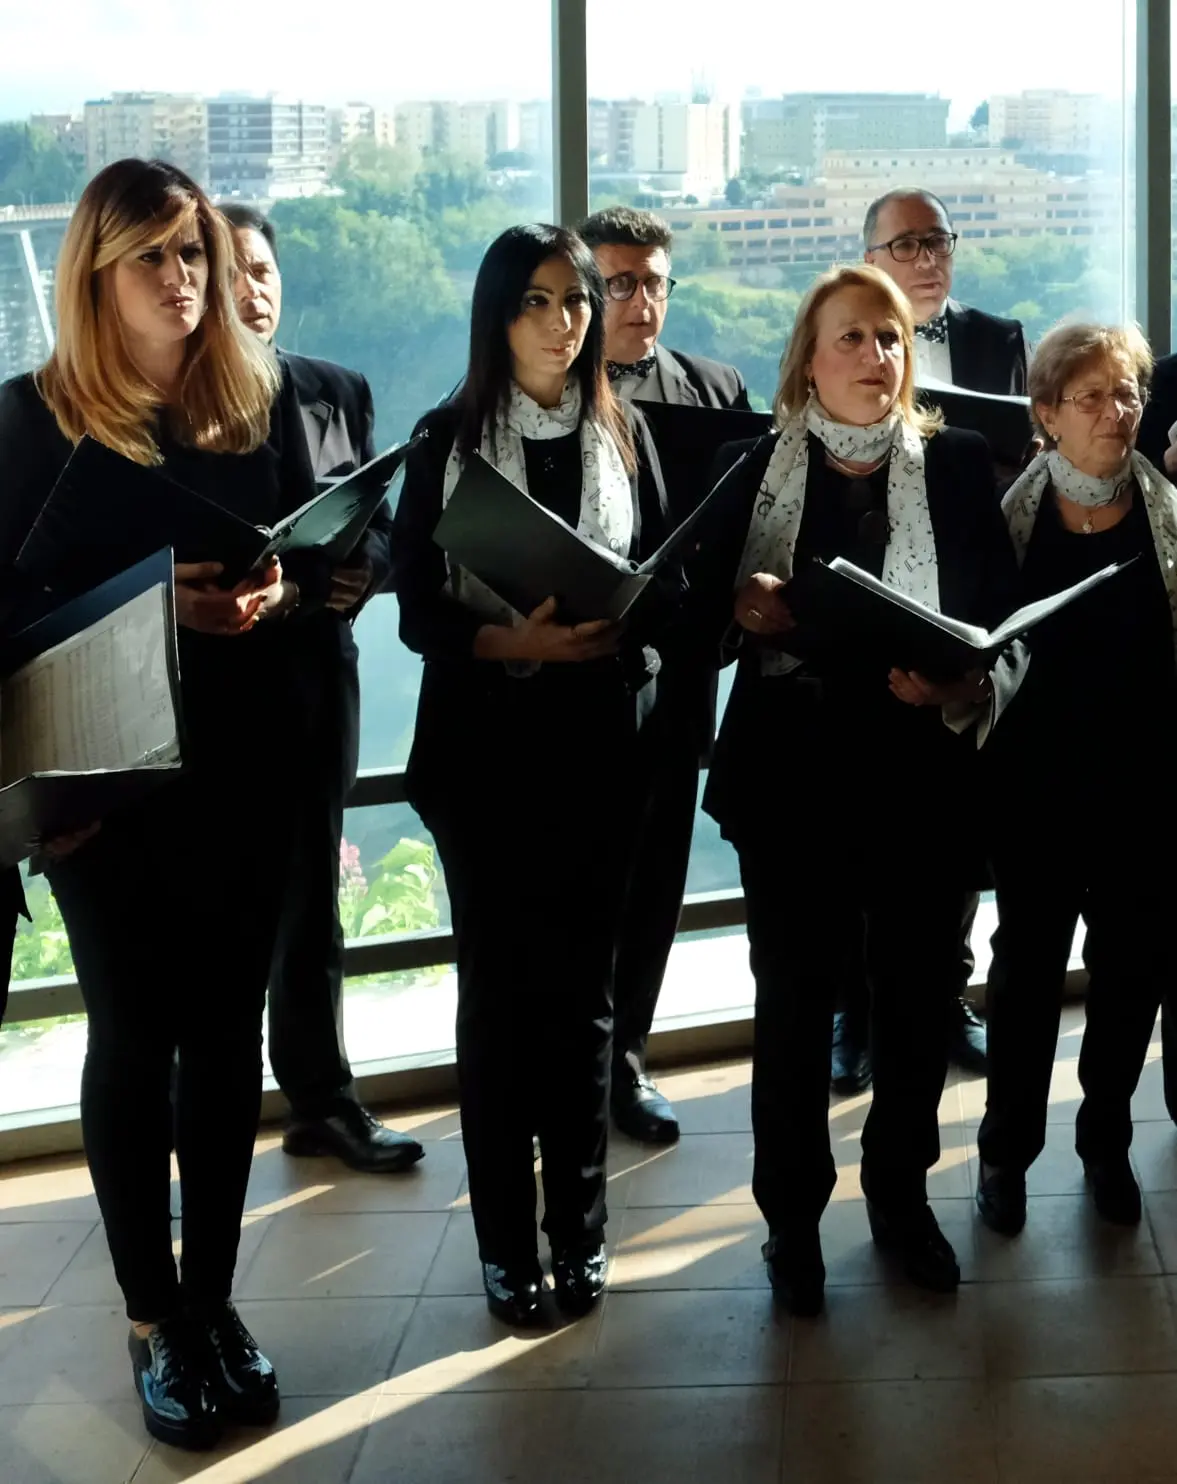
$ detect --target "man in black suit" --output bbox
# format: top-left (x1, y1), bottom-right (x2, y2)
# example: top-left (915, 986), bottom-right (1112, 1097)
top-left (578, 206), bottom-right (750, 1145)
top-left (833, 188), bottom-right (1031, 1094)
top-left (222, 205), bottom-right (424, 1173)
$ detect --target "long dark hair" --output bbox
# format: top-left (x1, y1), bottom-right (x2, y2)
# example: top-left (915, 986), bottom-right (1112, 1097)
top-left (456, 223), bottom-right (634, 471)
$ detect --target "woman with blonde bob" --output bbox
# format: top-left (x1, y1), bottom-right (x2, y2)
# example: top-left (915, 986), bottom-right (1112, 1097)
top-left (976, 324), bottom-right (1177, 1239)
top-left (0, 158), bottom-right (349, 1450)
top-left (687, 263), bottom-right (1021, 1314)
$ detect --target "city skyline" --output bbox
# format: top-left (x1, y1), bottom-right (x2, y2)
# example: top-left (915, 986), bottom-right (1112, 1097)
top-left (1, 0), bottom-right (1134, 131)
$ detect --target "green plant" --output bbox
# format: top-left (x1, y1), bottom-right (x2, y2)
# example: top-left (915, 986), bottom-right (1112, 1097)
top-left (11, 872), bottom-right (74, 982)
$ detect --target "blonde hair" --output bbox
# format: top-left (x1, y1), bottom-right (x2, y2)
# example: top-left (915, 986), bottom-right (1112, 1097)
top-left (1028, 321), bottom-right (1153, 445)
top-left (37, 158), bottom-right (279, 465)
top-left (774, 263), bottom-right (942, 439)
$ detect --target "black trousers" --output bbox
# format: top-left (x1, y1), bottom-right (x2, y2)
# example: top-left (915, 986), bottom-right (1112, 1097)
top-left (838, 891), bottom-right (980, 1027)
top-left (739, 836), bottom-right (964, 1232)
top-left (978, 834), bottom-right (1172, 1173)
top-left (611, 743), bottom-right (698, 1078)
top-left (49, 776), bottom-right (289, 1321)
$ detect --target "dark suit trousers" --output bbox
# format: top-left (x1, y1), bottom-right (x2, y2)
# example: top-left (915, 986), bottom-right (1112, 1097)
top-left (48, 776), bottom-right (290, 1321)
top-left (978, 830), bottom-right (1171, 1174)
top-left (739, 834), bottom-right (961, 1232)
top-left (839, 892), bottom-right (979, 1030)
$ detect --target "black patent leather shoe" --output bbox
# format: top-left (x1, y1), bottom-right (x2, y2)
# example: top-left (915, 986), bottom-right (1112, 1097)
top-left (551, 1240), bottom-right (608, 1318)
top-left (830, 1012), bottom-right (872, 1095)
top-left (1083, 1156), bottom-right (1142, 1225)
top-left (128, 1317), bottom-right (221, 1451)
top-left (867, 1201), bottom-right (961, 1292)
top-left (611, 1071), bottom-right (680, 1144)
top-left (191, 1299), bottom-right (279, 1426)
top-left (976, 1161), bottom-right (1027, 1236)
top-left (947, 999), bottom-right (988, 1077)
top-left (482, 1261), bottom-right (545, 1327)
top-left (763, 1228), bottom-right (825, 1317)
top-left (282, 1102), bottom-right (425, 1174)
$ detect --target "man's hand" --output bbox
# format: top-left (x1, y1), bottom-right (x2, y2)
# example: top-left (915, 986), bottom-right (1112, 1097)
top-left (889, 667), bottom-right (990, 707)
top-left (327, 559), bottom-right (373, 613)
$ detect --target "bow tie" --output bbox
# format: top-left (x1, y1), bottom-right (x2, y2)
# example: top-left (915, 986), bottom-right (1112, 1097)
top-left (607, 355), bottom-right (657, 382)
top-left (915, 313), bottom-right (949, 345)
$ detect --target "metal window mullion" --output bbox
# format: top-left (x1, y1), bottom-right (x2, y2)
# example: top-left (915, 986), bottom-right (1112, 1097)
top-left (551, 0), bottom-right (589, 225)
top-left (1136, 0), bottom-right (1171, 351)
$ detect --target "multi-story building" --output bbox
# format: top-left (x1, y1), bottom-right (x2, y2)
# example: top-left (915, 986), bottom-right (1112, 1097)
top-left (390, 101), bottom-right (520, 165)
top-left (741, 93), bottom-right (949, 175)
top-left (518, 101), bottom-right (553, 163)
top-left (327, 102), bottom-right (396, 164)
top-left (83, 92), bottom-right (209, 187)
top-left (207, 95), bottom-right (329, 200)
top-left (29, 113), bottom-right (84, 157)
top-left (590, 100), bottom-right (739, 201)
top-left (988, 90), bottom-right (1118, 158)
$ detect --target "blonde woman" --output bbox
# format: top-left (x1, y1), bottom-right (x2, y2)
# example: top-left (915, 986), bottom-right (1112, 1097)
top-left (0, 159), bottom-right (349, 1448)
top-left (977, 325), bottom-right (1177, 1239)
top-left (686, 264), bottom-right (1020, 1314)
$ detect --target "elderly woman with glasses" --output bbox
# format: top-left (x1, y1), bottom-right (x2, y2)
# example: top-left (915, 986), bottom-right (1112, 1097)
top-left (685, 264), bottom-right (1021, 1316)
top-left (976, 324), bottom-right (1177, 1239)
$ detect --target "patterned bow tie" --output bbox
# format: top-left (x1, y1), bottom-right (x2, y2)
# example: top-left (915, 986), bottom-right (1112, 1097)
top-left (915, 313), bottom-right (949, 345)
top-left (607, 355), bottom-right (657, 382)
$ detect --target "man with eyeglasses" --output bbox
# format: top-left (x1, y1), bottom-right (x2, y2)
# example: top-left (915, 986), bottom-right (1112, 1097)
top-left (864, 189), bottom-right (1028, 395)
top-left (828, 189), bottom-right (1029, 1096)
top-left (577, 206), bottom-right (750, 1146)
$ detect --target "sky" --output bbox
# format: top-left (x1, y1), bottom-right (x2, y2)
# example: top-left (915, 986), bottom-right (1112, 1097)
top-left (0, 0), bottom-right (1137, 131)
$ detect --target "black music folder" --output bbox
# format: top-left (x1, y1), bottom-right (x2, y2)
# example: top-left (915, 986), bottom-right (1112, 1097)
top-left (789, 556), bottom-right (1131, 680)
top-left (433, 449), bottom-right (748, 625)
top-left (636, 402), bottom-right (774, 520)
top-left (15, 435), bottom-right (418, 593)
top-left (0, 549), bottom-right (184, 867)
top-left (915, 381), bottom-right (1035, 469)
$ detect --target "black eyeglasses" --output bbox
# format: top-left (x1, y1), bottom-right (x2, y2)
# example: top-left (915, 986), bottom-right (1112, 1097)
top-left (604, 271), bottom-right (677, 302)
top-left (868, 231), bottom-right (958, 263)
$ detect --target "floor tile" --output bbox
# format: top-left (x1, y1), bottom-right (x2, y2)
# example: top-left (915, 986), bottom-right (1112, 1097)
top-left (971, 1195), bottom-right (1161, 1282)
top-left (1132, 1054), bottom-right (1170, 1123)
top-left (133, 1395), bottom-right (375, 1483)
top-left (1131, 1120), bottom-right (1177, 1193)
top-left (782, 1379), bottom-right (998, 1483)
top-left (0, 1221), bottom-right (95, 1306)
top-left (621, 1132), bottom-right (753, 1208)
top-left (245, 1138), bottom-right (467, 1217)
top-left (385, 1294), bottom-right (604, 1393)
top-left (0, 1304), bottom-right (129, 1404)
top-left (656, 1060), bottom-right (753, 1134)
top-left (0, 1158), bottom-right (100, 1224)
top-left (993, 1374), bottom-right (1177, 1484)
top-left (234, 1297), bottom-right (416, 1397)
top-left (590, 1288), bottom-right (790, 1389)
top-left (982, 1277), bottom-right (1177, 1378)
top-left (236, 1211), bottom-right (448, 1300)
top-left (0, 1400), bottom-right (148, 1484)
top-left (1145, 1191), bottom-right (1177, 1271)
top-left (612, 1203), bottom-right (767, 1291)
top-left (790, 1283), bottom-right (985, 1383)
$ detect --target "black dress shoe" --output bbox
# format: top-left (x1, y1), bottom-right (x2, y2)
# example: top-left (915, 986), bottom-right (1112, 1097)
top-left (831, 1012), bottom-right (872, 1095)
top-left (282, 1102), bottom-right (425, 1174)
top-left (976, 1161), bottom-right (1027, 1236)
top-left (482, 1261), bottom-right (545, 1326)
top-left (947, 999), bottom-right (988, 1076)
top-left (551, 1240), bottom-right (608, 1317)
top-left (128, 1317), bottom-right (222, 1451)
top-left (867, 1201), bottom-right (961, 1292)
top-left (763, 1228), bottom-right (825, 1317)
top-left (611, 1072), bottom-right (680, 1145)
top-left (191, 1299), bottom-right (279, 1426)
top-left (1083, 1157), bottom-right (1142, 1225)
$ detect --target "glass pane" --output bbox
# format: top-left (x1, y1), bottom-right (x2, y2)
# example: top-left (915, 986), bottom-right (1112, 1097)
top-left (588, 0), bottom-right (1133, 407)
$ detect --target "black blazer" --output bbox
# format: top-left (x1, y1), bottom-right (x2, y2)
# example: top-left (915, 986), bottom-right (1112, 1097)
top-left (389, 399), bottom-right (675, 821)
top-left (946, 300), bottom-right (1029, 396)
top-left (632, 344), bottom-right (753, 411)
top-left (687, 425), bottom-right (1021, 847)
top-left (1137, 352), bottom-right (1177, 471)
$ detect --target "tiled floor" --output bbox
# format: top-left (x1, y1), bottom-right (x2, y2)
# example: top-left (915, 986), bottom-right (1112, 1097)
top-left (2, 1004), bottom-right (1177, 1481)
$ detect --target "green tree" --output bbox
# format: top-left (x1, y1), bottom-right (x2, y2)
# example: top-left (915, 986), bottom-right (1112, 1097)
top-left (0, 122), bottom-right (86, 206)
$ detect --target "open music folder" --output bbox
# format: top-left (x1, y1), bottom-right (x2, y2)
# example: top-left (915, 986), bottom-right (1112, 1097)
top-left (15, 435), bottom-right (419, 594)
top-left (788, 555), bottom-right (1132, 681)
top-left (0, 549), bottom-right (184, 867)
top-left (432, 448), bottom-right (748, 625)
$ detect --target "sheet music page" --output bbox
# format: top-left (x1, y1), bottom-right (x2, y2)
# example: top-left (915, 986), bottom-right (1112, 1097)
top-left (0, 585), bottom-right (179, 785)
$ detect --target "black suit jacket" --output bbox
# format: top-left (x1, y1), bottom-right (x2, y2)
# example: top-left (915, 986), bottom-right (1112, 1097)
top-left (687, 426), bottom-right (1022, 852)
top-left (945, 300), bottom-right (1029, 396)
top-left (631, 344), bottom-right (753, 411)
top-left (1137, 352), bottom-right (1177, 471)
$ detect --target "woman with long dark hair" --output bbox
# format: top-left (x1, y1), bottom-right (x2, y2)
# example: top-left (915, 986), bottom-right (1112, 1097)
top-left (0, 159), bottom-right (367, 1448)
top-left (391, 224), bottom-right (675, 1325)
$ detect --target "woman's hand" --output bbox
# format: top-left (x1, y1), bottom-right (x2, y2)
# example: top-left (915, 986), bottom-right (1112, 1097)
top-left (734, 573), bottom-right (795, 636)
top-left (889, 668), bottom-right (991, 708)
top-left (474, 596), bottom-right (620, 663)
top-left (235, 559), bottom-right (299, 623)
top-left (1164, 441), bottom-right (1177, 477)
top-left (174, 561), bottom-right (265, 636)
top-left (40, 822), bottom-right (100, 861)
